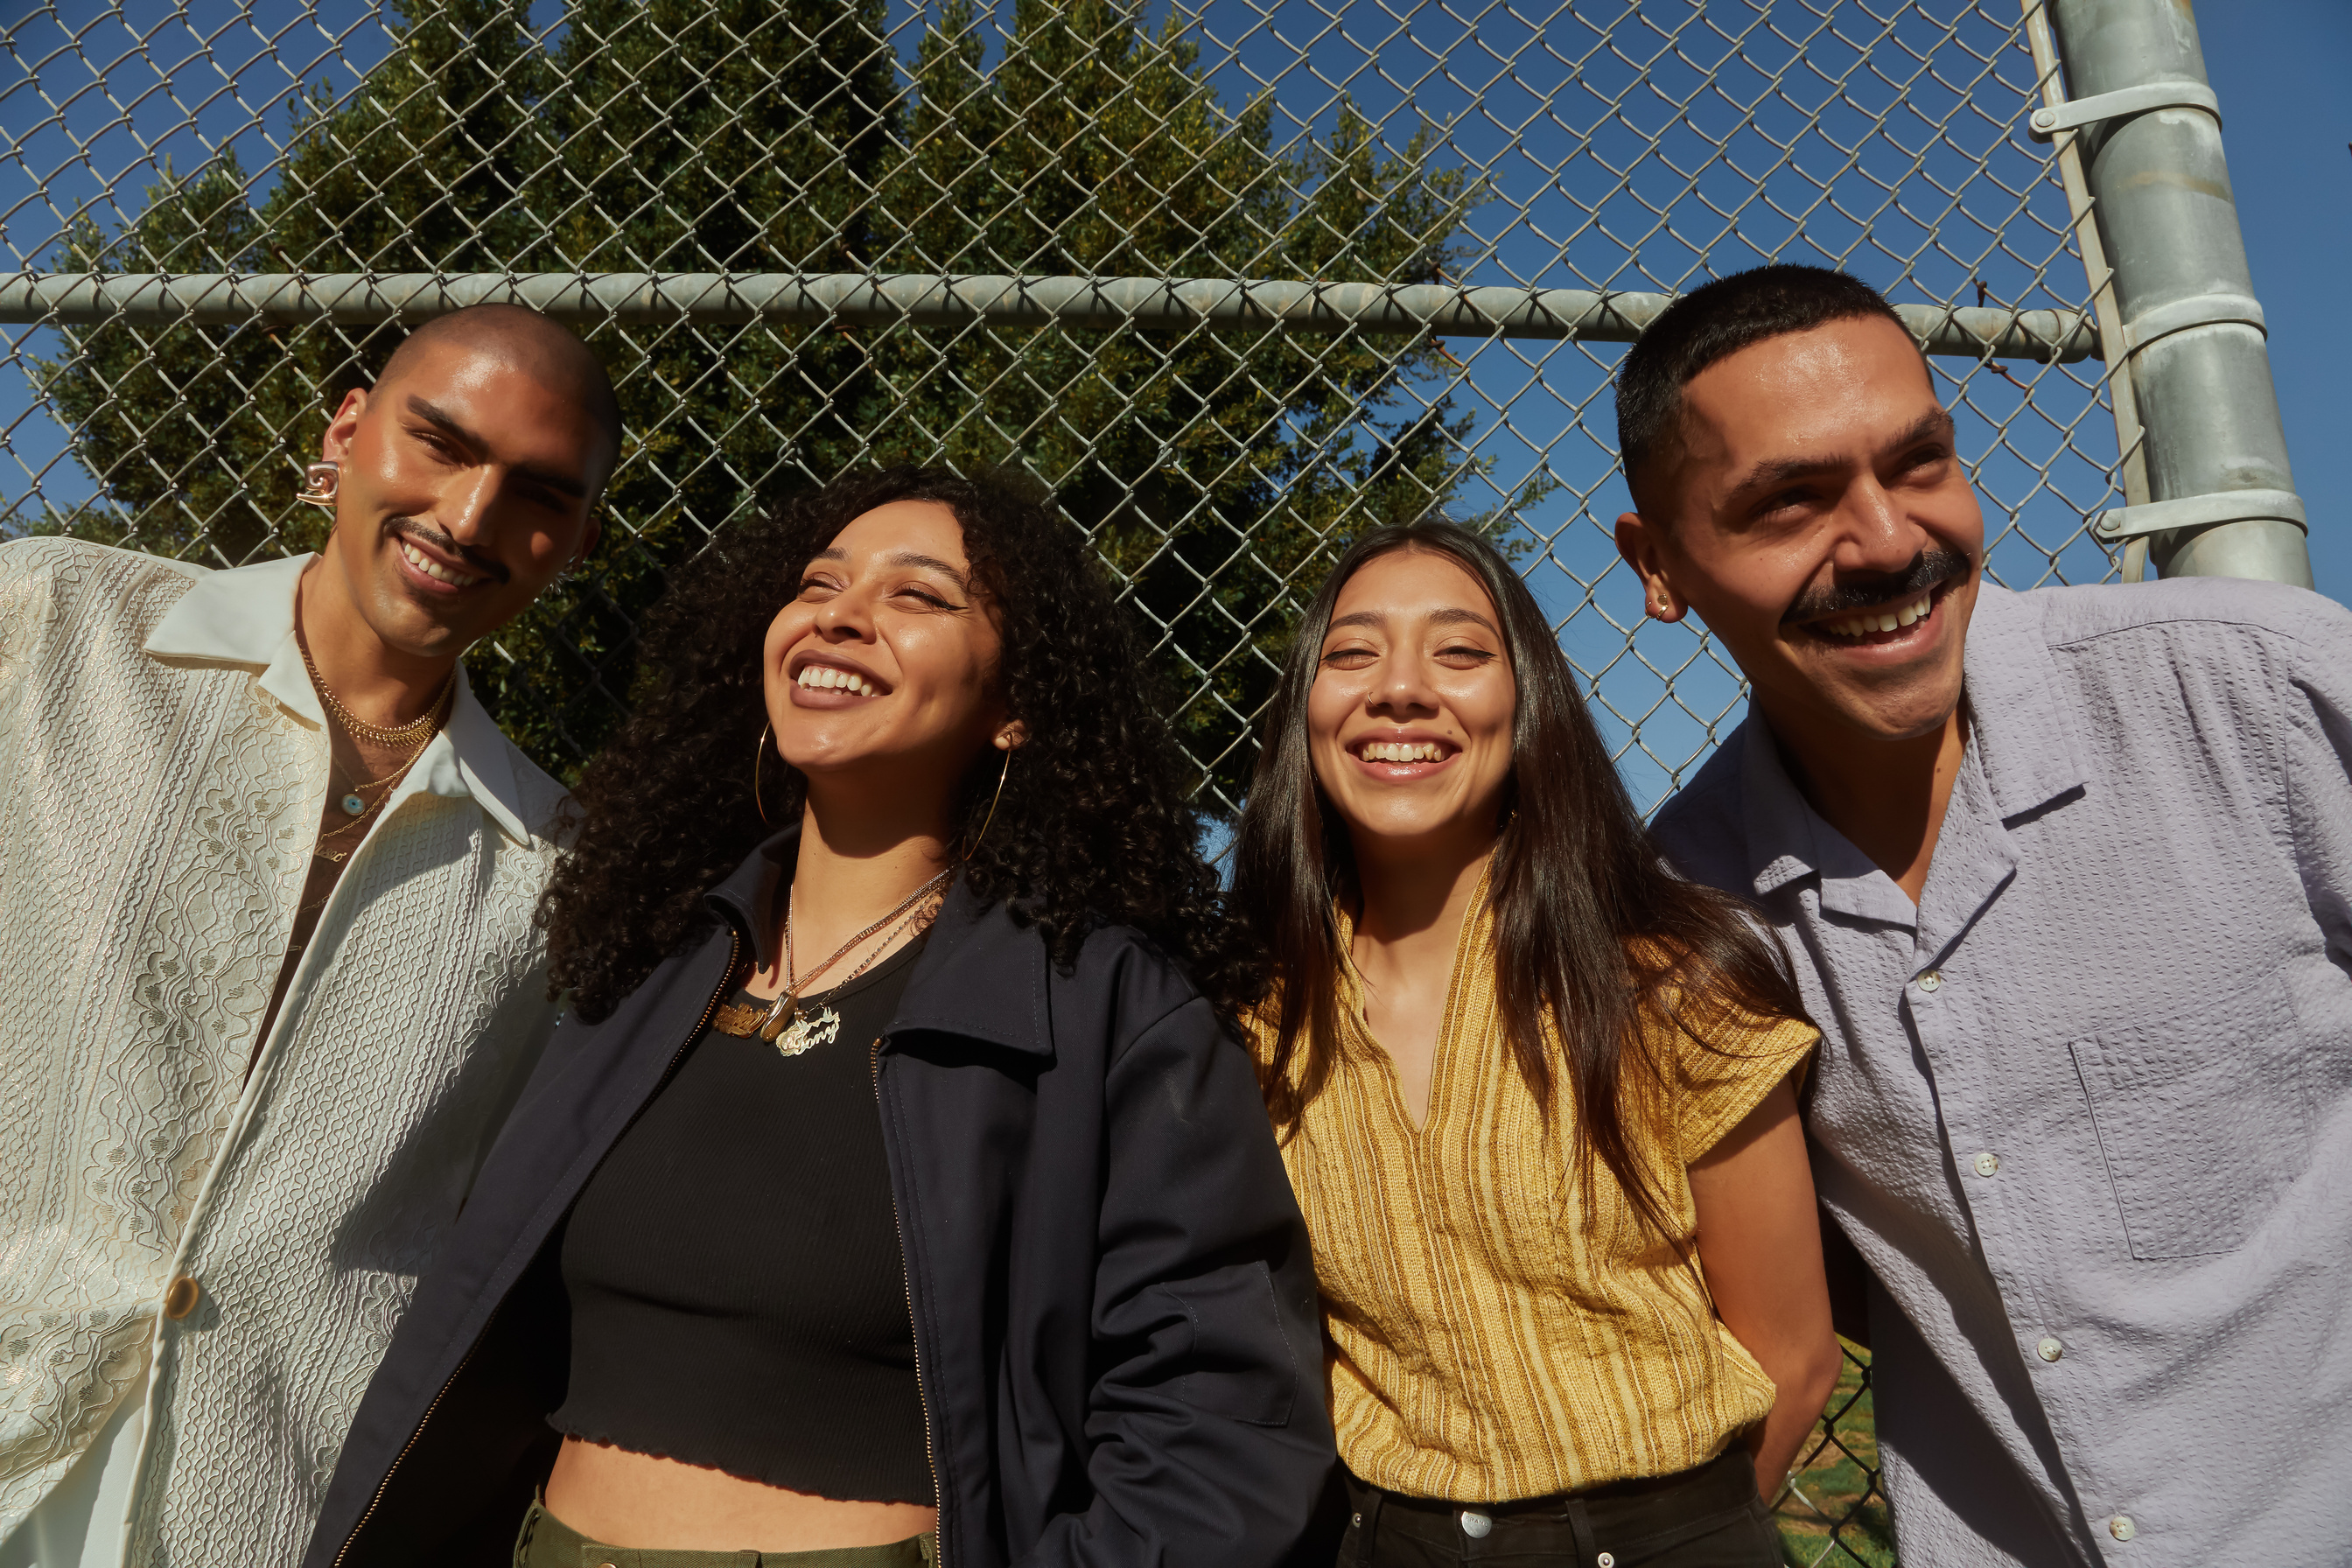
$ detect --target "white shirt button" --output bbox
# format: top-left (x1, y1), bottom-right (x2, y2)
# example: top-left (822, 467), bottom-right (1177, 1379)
top-left (1598, 1555), bottom-right (1617, 1568)
top-left (1973, 1151), bottom-right (2000, 1177)
top-left (2109, 1515), bottom-right (2136, 1541)
top-left (1459, 1510), bottom-right (1492, 1538)
top-left (1917, 970), bottom-right (1943, 991)
top-left (2037, 1336), bottom-right (2064, 1362)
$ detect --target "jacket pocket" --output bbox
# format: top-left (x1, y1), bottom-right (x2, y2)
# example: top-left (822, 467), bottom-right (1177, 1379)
top-left (1155, 1260), bottom-right (1299, 1427)
top-left (2068, 970), bottom-right (2308, 1260)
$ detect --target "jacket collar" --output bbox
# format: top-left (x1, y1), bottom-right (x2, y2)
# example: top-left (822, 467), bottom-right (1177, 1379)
top-left (1735, 580), bottom-right (2085, 916)
top-left (707, 828), bottom-right (1053, 1058)
top-left (140, 552), bottom-right (537, 846)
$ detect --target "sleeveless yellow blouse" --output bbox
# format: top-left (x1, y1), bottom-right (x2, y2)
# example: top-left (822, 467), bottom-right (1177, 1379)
top-left (1247, 893), bottom-right (1817, 1502)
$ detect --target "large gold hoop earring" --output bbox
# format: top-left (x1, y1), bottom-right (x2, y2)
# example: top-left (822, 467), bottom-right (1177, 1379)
top-left (752, 720), bottom-right (774, 826)
top-left (965, 746), bottom-right (1014, 860)
top-left (297, 461), bottom-right (340, 509)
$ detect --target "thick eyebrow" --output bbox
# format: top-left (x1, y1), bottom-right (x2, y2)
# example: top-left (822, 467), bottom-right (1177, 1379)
top-left (1326, 606), bottom-right (1501, 635)
top-left (806, 545), bottom-right (973, 592)
top-left (885, 550), bottom-right (971, 588)
top-left (1427, 606), bottom-right (1501, 634)
top-left (403, 395), bottom-right (588, 500)
top-left (1728, 408), bottom-right (1956, 498)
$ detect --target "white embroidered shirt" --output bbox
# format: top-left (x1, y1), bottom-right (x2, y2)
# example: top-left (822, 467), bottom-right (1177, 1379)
top-left (0, 538), bottom-right (566, 1564)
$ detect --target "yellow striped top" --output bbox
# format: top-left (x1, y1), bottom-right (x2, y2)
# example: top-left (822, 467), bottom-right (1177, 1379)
top-left (1248, 892), bottom-right (1817, 1502)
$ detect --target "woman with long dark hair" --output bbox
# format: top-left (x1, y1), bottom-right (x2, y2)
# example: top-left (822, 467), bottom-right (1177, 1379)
top-left (1233, 523), bottom-right (1839, 1566)
top-left (304, 467), bottom-right (1332, 1568)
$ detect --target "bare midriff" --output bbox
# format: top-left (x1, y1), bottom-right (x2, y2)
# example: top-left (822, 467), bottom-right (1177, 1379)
top-left (542, 1437), bottom-right (938, 1552)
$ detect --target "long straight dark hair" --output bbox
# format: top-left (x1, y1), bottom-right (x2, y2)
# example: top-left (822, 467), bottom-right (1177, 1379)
top-left (1232, 522), bottom-right (1805, 1236)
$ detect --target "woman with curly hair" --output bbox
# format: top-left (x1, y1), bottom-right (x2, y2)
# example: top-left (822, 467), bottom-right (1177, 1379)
top-left (1231, 523), bottom-right (1838, 1566)
top-left (305, 468), bottom-right (1332, 1568)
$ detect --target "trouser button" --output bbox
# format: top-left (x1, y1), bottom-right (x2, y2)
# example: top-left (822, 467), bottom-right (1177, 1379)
top-left (1459, 1509), bottom-right (1492, 1538)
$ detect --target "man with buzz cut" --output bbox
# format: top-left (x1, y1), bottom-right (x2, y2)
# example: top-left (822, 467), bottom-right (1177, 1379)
top-left (0, 304), bottom-right (620, 1567)
top-left (1620, 265), bottom-right (2352, 1566)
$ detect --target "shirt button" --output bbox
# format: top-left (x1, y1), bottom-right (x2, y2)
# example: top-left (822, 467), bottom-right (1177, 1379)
top-left (1599, 1556), bottom-right (1617, 1568)
top-left (1972, 1151), bottom-right (2000, 1177)
top-left (162, 1276), bottom-right (201, 1320)
top-left (1459, 1510), bottom-right (1493, 1538)
top-left (2109, 1516), bottom-right (2136, 1541)
top-left (1916, 970), bottom-right (1943, 992)
top-left (2037, 1336), bottom-right (2064, 1362)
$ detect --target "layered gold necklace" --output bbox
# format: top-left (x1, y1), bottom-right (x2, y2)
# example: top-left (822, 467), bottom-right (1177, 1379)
top-left (714, 868), bottom-right (952, 1056)
top-left (298, 634), bottom-right (456, 859)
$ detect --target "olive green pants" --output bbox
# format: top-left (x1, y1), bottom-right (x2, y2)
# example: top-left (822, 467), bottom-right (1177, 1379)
top-left (514, 1494), bottom-right (938, 1568)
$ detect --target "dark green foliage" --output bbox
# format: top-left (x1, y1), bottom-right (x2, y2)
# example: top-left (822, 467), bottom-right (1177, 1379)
top-left (37, 157), bottom-right (317, 564)
top-left (31, 0), bottom-right (1494, 798)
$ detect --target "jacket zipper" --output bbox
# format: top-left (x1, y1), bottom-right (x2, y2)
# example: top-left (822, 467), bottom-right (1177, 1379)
top-left (872, 1037), bottom-right (946, 1567)
top-left (332, 926), bottom-right (745, 1567)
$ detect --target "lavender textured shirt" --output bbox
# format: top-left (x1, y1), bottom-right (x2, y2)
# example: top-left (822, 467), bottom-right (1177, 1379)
top-left (1649, 579), bottom-right (2352, 1568)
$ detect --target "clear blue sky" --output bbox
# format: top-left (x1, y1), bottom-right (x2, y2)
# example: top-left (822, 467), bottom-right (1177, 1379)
top-left (2201, 0), bottom-right (2352, 600)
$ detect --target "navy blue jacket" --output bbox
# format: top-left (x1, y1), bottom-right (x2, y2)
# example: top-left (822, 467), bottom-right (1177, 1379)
top-left (301, 831), bottom-right (1334, 1568)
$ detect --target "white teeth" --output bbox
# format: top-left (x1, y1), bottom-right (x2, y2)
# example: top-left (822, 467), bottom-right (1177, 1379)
top-left (1820, 591), bottom-right (1932, 640)
top-left (795, 666), bottom-right (876, 696)
top-left (1362, 741), bottom-right (1445, 763)
top-left (399, 540), bottom-right (480, 586)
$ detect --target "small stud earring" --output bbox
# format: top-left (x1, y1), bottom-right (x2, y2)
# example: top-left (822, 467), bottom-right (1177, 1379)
top-left (297, 461), bottom-right (340, 509)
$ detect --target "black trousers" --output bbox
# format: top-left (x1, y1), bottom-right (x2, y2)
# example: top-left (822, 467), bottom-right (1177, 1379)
top-left (1336, 1447), bottom-right (1782, 1568)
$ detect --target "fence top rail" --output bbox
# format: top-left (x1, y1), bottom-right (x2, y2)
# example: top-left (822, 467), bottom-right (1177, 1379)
top-left (0, 271), bottom-right (2099, 362)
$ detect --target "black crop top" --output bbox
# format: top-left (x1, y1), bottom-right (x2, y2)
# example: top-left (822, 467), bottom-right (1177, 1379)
top-left (550, 934), bottom-right (933, 1504)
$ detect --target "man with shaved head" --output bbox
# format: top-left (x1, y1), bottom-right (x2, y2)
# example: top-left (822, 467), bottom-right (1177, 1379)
top-left (0, 304), bottom-right (619, 1567)
top-left (1625, 267), bottom-right (2352, 1564)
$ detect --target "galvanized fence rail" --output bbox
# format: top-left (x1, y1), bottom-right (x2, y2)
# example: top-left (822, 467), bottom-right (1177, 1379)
top-left (0, 2), bottom-right (2306, 1561)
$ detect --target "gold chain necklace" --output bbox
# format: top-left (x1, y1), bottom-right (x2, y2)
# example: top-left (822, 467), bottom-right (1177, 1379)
top-left (298, 634), bottom-right (456, 748)
top-left (295, 625), bottom-right (453, 857)
top-left (733, 869), bottom-right (953, 1056)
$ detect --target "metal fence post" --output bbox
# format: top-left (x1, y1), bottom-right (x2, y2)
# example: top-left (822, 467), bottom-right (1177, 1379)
top-left (2042, 0), bottom-right (2311, 587)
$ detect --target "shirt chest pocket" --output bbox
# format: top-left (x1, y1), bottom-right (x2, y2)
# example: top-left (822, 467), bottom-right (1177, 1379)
top-left (2068, 971), bottom-right (2310, 1261)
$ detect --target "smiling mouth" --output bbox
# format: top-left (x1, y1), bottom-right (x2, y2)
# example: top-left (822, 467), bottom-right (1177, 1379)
top-left (396, 537), bottom-right (487, 588)
top-left (1358, 740), bottom-right (1447, 763)
top-left (1814, 587), bottom-right (1935, 640)
top-left (795, 664), bottom-right (879, 697)
top-left (1348, 736), bottom-right (1459, 774)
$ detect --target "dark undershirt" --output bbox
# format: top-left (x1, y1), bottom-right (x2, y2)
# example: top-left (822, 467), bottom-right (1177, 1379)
top-left (551, 934), bottom-right (933, 1504)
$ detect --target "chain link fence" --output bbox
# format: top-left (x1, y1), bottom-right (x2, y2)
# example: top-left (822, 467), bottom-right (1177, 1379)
top-left (3, 2), bottom-right (2143, 1559)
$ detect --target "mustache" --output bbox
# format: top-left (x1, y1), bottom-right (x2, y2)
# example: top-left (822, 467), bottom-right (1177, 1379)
top-left (387, 517), bottom-right (511, 585)
top-left (1782, 550), bottom-right (1970, 625)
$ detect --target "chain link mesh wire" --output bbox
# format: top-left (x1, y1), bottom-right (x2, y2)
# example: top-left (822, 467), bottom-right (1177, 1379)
top-left (2, 2), bottom-right (2131, 1558)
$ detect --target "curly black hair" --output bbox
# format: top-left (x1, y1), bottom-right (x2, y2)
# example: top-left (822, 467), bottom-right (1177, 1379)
top-left (538, 465), bottom-right (1256, 1025)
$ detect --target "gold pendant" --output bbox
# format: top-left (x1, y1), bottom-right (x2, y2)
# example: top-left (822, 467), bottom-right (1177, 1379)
top-left (762, 1003), bottom-right (841, 1058)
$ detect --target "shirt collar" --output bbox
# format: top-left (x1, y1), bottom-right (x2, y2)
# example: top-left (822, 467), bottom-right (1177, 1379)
top-left (140, 554), bottom-right (539, 847)
top-left (1957, 581), bottom-right (2088, 822)
top-left (1734, 578), bottom-right (2081, 922)
top-left (1737, 719), bottom-right (1917, 926)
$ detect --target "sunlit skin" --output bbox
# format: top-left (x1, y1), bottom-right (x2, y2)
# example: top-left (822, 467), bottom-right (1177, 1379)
top-left (543, 500), bottom-right (1019, 1552)
top-left (252, 339), bottom-right (612, 1068)
top-left (1614, 315), bottom-right (1985, 901)
top-left (304, 337), bottom-right (608, 724)
top-left (1308, 548), bottom-right (1517, 1129)
top-left (1310, 547), bottom-right (1838, 1498)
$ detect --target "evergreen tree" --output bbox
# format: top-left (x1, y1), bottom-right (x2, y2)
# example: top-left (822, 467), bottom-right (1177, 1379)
top-left (877, 0), bottom-right (1482, 798)
top-left (485, 0), bottom-right (906, 764)
top-left (36, 156), bottom-right (295, 563)
top-left (37, 0), bottom-right (552, 565)
top-left (29, 0), bottom-right (1493, 798)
